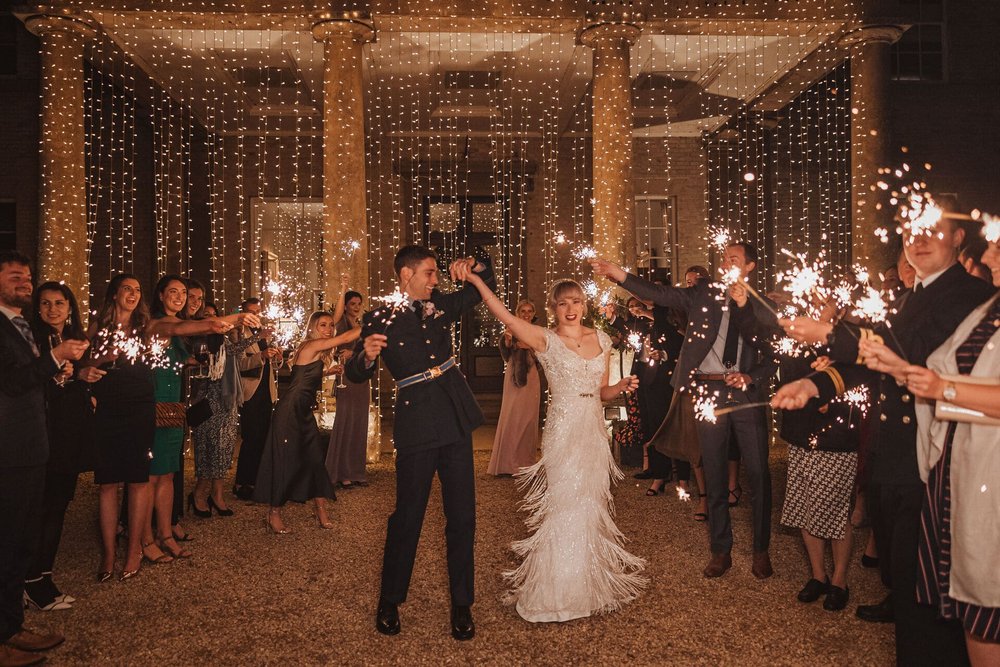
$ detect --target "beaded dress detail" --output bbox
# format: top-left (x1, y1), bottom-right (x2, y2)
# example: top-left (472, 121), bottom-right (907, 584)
top-left (504, 328), bottom-right (646, 623)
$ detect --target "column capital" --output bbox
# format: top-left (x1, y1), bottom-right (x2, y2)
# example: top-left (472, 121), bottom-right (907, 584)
top-left (311, 16), bottom-right (375, 45)
top-left (23, 7), bottom-right (97, 39)
top-left (578, 21), bottom-right (641, 49)
top-left (837, 24), bottom-right (906, 49)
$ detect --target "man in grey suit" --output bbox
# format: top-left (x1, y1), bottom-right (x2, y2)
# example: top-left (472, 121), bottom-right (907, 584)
top-left (0, 251), bottom-right (87, 666)
top-left (592, 241), bottom-right (777, 579)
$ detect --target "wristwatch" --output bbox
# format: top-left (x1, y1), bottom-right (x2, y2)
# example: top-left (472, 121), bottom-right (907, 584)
top-left (942, 382), bottom-right (957, 401)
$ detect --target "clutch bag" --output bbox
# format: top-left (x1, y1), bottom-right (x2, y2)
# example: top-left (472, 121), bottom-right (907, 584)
top-left (933, 374), bottom-right (1000, 426)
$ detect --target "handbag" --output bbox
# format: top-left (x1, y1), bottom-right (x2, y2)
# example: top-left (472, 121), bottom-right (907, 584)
top-left (187, 398), bottom-right (213, 428)
top-left (933, 374), bottom-right (1000, 426)
top-left (155, 402), bottom-right (186, 429)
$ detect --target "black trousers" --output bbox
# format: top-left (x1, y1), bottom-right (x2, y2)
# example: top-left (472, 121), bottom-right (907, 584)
top-left (867, 481), bottom-right (968, 667)
top-left (0, 465), bottom-right (45, 642)
top-left (235, 383), bottom-right (273, 488)
top-left (23, 469), bottom-right (77, 579)
top-left (380, 438), bottom-right (475, 607)
top-left (695, 383), bottom-right (771, 554)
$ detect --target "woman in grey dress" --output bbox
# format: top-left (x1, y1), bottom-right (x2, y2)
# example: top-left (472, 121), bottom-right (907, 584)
top-left (325, 290), bottom-right (370, 488)
top-left (189, 322), bottom-right (259, 516)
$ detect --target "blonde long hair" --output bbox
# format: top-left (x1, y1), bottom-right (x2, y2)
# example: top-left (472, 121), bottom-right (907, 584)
top-left (545, 279), bottom-right (587, 322)
top-left (290, 310), bottom-right (335, 366)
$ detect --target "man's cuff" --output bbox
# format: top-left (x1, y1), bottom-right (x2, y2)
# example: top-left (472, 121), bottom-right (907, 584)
top-left (50, 350), bottom-right (64, 368)
top-left (364, 358), bottom-right (376, 369)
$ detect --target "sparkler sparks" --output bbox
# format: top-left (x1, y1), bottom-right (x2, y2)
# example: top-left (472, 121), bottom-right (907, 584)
top-left (851, 286), bottom-right (890, 324)
top-left (694, 394), bottom-right (719, 423)
top-left (983, 213), bottom-right (1000, 243)
top-left (707, 225), bottom-right (732, 252)
top-left (627, 332), bottom-right (643, 352)
top-left (676, 486), bottom-right (691, 502)
top-left (572, 245), bottom-right (598, 262)
top-left (262, 277), bottom-right (306, 348)
top-left (93, 326), bottom-right (184, 372)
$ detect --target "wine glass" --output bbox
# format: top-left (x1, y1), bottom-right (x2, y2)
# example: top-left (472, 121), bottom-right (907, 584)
top-left (193, 341), bottom-right (210, 379)
top-left (336, 350), bottom-right (348, 389)
top-left (723, 360), bottom-right (737, 404)
top-left (49, 332), bottom-right (68, 386)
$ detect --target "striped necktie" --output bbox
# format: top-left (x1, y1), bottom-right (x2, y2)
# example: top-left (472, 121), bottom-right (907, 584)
top-left (11, 315), bottom-right (39, 357)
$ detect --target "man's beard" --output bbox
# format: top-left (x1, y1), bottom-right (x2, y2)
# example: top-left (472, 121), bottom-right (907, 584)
top-left (2, 290), bottom-right (31, 310)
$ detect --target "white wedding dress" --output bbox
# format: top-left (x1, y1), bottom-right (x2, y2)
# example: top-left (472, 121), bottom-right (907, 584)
top-left (504, 328), bottom-right (646, 623)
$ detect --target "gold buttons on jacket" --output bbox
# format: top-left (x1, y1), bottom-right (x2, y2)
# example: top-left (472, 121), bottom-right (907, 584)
top-left (880, 414), bottom-right (887, 422)
top-left (902, 416), bottom-right (911, 424)
top-left (901, 394), bottom-right (911, 403)
top-left (879, 393), bottom-right (887, 401)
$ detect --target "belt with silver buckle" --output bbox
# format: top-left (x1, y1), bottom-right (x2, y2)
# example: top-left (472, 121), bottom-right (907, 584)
top-left (396, 357), bottom-right (456, 389)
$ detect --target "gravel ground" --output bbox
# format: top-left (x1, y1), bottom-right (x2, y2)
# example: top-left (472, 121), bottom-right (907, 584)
top-left (28, 430), bottom-right (894, 666)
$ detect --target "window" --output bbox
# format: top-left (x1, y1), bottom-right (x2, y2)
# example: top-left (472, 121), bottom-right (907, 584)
top-left (0, 201), bottom-right (15, 250)
top-left (891, 0), bottom-right (946, 81)
top-left (634, 196), bottom-right (677, 283)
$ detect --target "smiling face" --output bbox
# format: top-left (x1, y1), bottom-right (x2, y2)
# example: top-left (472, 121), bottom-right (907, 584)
top-left (980, 240), bottom-right (1000, 288)
top-left (515, 302), bottom-right (535, 322)
top-left (115, 278), bottom-right (142, 315)
top-left (400, 258), bottom-right (439, 301)
top-left (548, 282), bottom-right (586, 327)
top-left (186, 287), bottom-right (205, 317)
top-left (160, 280), bottom-right (187, 317)
top-left (38, 288), bottom-right (70, 330)
top-left (312, 314), bottom-right (335, 338)
top-left (0, 261), bottom-right (32, 311)
top-left (903, 220), bottom-right (963, 280)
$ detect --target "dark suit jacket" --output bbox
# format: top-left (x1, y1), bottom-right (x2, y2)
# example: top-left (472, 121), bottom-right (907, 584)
top-left (619, 274), bottom-right (776, 401)
top-left (812, 262), bottom-right (996, 486)
top-left (346, 262), bottom-right (497, 451)
top-left (0, 313), bottom-right (60, 468)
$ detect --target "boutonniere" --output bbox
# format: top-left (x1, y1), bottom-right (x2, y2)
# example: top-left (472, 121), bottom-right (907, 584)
top-left (423, 301), bottom-right (446, 320)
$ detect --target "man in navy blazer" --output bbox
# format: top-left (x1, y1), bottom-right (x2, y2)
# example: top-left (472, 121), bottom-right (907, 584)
top-left (592, 242), bottom-right (777, 580)
top-left (0, 251), bottom-right (87, 665)
top-left (347, 245), bottom-right (495, 641)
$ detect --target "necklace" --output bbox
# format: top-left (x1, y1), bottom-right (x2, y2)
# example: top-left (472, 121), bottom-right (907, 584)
top-left (559, 328), bottom-right (585, 348)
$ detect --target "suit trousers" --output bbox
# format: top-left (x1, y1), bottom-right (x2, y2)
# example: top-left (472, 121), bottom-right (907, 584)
top-left (867, 482), bottom-right (968, 666)
top-left (235, 382), bottom-right (273, 488)
top-left (0, 465), bottom-right (45, 642)
top-left (380, 437), bottom-right (476, 607)
top-left (23, 469), bottom-right (77, 579)
top-left (695, 384), bottom-right (771, 554)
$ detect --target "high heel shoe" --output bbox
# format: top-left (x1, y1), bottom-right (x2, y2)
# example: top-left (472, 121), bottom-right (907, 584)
top-left (187, 492), bottom-right (212, 519)
top-left (265, 514), bottom-right (292, 535)
top-left (141, 541), bottom-right (174, 564)
top-left (694, 493), bottom-right (708, 522)
top-left (158, 536), bottom-right (192, 559)
top-left (207, 495), bottom-right (234, 517)
top-left (119, 567), bottom-right (140, 582)
top-left (728, 485), bottom-right (743, 508)
top-left (313, 509), bottom-right (334, 530)
top-left (645, 479), bottom-right (666, 496)
top-left (96, 570), bottom-right (113, 584)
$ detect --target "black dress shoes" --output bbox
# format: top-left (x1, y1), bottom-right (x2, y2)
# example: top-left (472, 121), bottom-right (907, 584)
top-left (451, 605), bottom-right (475, 641)
top-left (860, 553), bottom-right (880, 569)
top-left (375, 600), bottom-right (400, 635)
top-left (797, 577), bottom-right (830, 603)
top-left (856, 594), bottom-right (894, 623)
top-left (633, 470), bottom-right (654, 480)
top-left (702, 552), bottom-right (732, 578)
top-left (823, 585), bottom-right (850, 611)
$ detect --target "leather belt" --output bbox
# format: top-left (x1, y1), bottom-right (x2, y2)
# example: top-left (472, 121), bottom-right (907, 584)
top-left (693, 373), bottom-right (730, 381)
top-left (396, 357), bottom-right (456, 389)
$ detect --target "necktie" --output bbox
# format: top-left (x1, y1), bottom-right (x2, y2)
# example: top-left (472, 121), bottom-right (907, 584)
top-left (913, 282), bottom-right (924, 296)
top-left (11, 315), bottom-right (39, 357)
top-left (721, 301), bottom-right (740, 367)
top-left (412, 300), bottom-right (423, 319)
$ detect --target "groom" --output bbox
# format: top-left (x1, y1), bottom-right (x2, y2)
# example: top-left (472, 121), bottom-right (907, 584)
top-left (346, 245), bottom-right (494, 641)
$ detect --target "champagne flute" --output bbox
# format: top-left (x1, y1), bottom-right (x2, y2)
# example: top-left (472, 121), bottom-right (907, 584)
top-left (49, 332), bottom-right (68, 386)
top-left (336, 350), bottom-right (348, 389)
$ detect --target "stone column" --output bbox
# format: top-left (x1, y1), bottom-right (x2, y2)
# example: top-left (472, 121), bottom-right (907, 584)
top-left (25, 11), bottom-right (96, 315)
top-left (839, 25), bottom-right (904, 268)
top-left (580, 20), bottom-right (640, 268)
top-left (312, 17), bottom-right (375, 303)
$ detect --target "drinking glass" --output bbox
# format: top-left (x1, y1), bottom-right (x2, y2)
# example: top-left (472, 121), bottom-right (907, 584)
top-left (49, 333), bottom-right (68, 386)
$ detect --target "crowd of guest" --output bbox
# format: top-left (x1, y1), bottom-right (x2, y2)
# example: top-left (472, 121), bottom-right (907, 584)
top-left (0, 250), bottom-right (371, 666)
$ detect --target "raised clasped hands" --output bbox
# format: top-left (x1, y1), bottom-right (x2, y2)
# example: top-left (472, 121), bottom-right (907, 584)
top-left (449, 257), bottom-right (483, 283)
top-left (778, 316), bottom-right (833, 344)
top-left (858, 339), bottom-right (908, 381)
top-left (771, 378), bottom-right (819, 410)
top-left (589, 259), bottom-right (626, 283)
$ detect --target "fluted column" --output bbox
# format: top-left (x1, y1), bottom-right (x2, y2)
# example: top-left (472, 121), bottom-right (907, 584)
top-left (312, 17), bottom-right (375, 302)
top-left (25, 11), bottom-right (96, 315)
top-left (580, 19), bottom-right (640, 268)
top-left (840, 25), bottom-right (905, 268)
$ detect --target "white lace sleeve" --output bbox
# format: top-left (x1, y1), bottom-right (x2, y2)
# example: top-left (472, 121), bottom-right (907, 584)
top-left (535, 328), bottom-right (556, 363)
top-left (597, 329), bottom-right (613, 355)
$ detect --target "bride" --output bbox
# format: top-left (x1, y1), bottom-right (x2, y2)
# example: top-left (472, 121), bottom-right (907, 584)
top-left (457, 266), bottom-right (647, 622)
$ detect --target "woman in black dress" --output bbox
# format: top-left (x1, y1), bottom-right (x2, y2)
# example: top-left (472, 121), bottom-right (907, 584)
top-left (255, 310), bottom-right (360, 533)
top-left (23, 282), bottom-right (93, 609)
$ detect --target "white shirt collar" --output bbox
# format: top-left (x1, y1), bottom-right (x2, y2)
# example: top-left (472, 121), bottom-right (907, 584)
top-left (915, 264), bottom-right (952, 290)
top-left (0, 304), bottom-right (23, 321)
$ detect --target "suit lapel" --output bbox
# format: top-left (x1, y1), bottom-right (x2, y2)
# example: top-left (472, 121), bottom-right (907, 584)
top-left (0, 313), bottom-right (35, 358)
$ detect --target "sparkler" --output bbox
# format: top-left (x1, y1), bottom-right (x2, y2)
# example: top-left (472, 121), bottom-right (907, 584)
top-left (627, 332), bottom-right (643, 353)
top-left (92, 325), bottom-right (184, 372)
top-left (572, 245), bottom-right (598, 262)
top-left (262, 277), bottom-right (306, 349)
top-left (982, 212), bottom-right (1000, 243)
top-left (340, 239), bottom-right (361, 257)
top-left (693, 394), bottom-right (718, 423)
top-left (707, 225), bottom-right (732, 253)
top-left (676, 486), bottom-right (691, 502)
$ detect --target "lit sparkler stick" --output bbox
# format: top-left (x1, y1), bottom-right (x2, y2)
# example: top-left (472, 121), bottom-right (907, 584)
top-left (693, 394), bottom-right (719, 423)
top-left (712, 401), bottom-right (772, 418)
top-left (982, 213), bottom-right (1000, 243)
top-left (707, 225), bottom-right (732, 253)
top-left (676, 486), bottom-right (691, 502)
top-left (572, 245), bottom-right (598, 262)
top-left (340, 239), bottom-right (361, 257)
top-left (627, 332), bottom-right (643, 353)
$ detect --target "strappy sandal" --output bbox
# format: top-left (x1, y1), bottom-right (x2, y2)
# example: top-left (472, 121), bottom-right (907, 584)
top-left (728, 485), bottom-right (743, 508)
top-left (158, 536), bottom-right (193, 559)
top-left (694, 493), bottom-right (708, 522)
top-left (645, 479), bottom-right (666, 496)
top-left (141, 542), bottom-right (174, 564)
